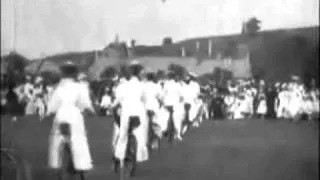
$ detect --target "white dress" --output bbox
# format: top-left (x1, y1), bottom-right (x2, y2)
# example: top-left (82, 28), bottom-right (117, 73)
top-left (287, 91), bottom-right (303, 118)
top-left (47, 78), bottom-right (94, 171)
top-left (23, 83), bottom-right (36, 115)
top-left (181, 81), bottom-right (201, 124)
top-left (161, 80), bottom-right (185, 138)
top-left (143, 81), bottom-right (162, 137)
top-left (256, 94), bottom-right (267, 115)
top-left (114, 77), bottom-right (149, 162)
top-left (276, 91), bottom-right (290, 118)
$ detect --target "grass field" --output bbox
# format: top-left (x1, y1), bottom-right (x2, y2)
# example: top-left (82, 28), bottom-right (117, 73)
top-left (1, 115), bottom-right (319, 180)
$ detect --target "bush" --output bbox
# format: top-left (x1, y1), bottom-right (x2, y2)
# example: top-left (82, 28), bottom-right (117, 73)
top-left (168, 64), bottom-right (187, 78)
top-left (100, 66), bottom-right (117, 79)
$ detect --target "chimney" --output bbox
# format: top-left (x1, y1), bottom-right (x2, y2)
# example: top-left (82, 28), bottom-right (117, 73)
top-left (115, 34), bottom-right (119, 44)
top-left (181, 46), bottom-right (186, 57)
top-left (196, 41), bottom-right (200, 52)
top-left (130, 39), bottom-right (136, 58)
top-left (130, 39), bottom-right (136, 48)
top-left (241, 21), bottom-right (247, 34)
top-left (95, 50), bottom-right (98, 61)
top-left (208, 39), bottom-right (212, 58)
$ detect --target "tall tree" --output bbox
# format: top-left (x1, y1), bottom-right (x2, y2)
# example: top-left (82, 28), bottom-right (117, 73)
top-left (242, 17), bottom-right (261, 36)
top-left (162, 37), bottom-right (173, 45)
top-left (130, 39), bottom-right (136, 48)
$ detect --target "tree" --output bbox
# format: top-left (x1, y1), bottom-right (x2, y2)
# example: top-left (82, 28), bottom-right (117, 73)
top-left (2, 52), bottom-right (30, 84)
top-left (130, 39), bottom-right (136, 47)
top-left (162, 37), bottom-right (173, 45)
top-left (41, 71), bottom-right (60, 84)
top-left (100, 66), bottom-right (118, 79)
top-left (242, 17), bottom-right (261, 36)
top-left (168, 63), bottom-right (187, 78)
top-left (105, 41), bottom-right (129, 59)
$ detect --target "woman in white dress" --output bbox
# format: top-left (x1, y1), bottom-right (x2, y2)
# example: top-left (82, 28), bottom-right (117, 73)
top-left (46, 61), bottom-right (95, 178)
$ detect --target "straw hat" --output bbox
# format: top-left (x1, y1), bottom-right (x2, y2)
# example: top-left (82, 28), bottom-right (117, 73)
top-left (188, 72), bottom-right (198, 78)
top-left (129, 60), bottom-right (140, 66)
top-left (291, 75), bottom-right (300, 81)
top-left (34, 76), bottom-right (43, 84)
top-left (78, 72), bottom-right (87, 80)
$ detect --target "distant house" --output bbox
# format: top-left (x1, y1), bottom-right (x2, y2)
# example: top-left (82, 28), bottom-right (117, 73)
top-left (22, 39), bottom-right (252, 81)
top-left (126, 44), bottom-right (252, 78)
top-left (87, 43), bottom-right (252, 80)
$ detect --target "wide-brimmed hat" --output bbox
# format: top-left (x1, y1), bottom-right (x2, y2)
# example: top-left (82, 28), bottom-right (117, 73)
top-left (78, 72), bottom-right (87, 80)
top-left (61, 60), bottom-right (76, 67)
top-left (34, 76), bottom-right (43, 84)
top-left (25, 75), bottom-right (32, 81)
top-left (60, 60), bottom-right (78, 76)
top-left (129, 60), bottom-right (141, 66)
top-left (291, 75), bottom-right (300, 81)
top-left (188, 72), bottom-right (197, 78)
top-left (112, 75), bottom-right (119, 81)
top-left (281, 83), bottom-right (287, 89)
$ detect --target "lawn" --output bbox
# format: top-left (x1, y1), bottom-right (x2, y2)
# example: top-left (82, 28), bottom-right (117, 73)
top-left (1, 115), bottom-right (319, 180)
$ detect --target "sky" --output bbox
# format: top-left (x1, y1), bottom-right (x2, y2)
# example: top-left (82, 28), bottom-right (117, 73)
top-left (1, 0), bottom-right (319, 59)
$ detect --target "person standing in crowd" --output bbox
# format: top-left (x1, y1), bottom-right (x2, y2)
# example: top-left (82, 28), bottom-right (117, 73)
top-left (256, 80), bottom-right (267, 119)
top-left (24, 76), bottom-right (35, 113)
top-left (266, 83), bottom-right (278, 118)
top-left (46, 61), bottom-right (95, 179)
top-left (1, 86), bottom-right (8, 114)
top-left (5, 82), bottom-right (22, 120)
top-left (33, 76), bottom-right (46, 120)
top-left (100, 86), bottom-right (113, 116)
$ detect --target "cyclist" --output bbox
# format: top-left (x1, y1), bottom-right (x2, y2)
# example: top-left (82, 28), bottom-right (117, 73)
top-left (112, 61), bottom-right (149, 178)
top-left (46, 61), bottom-right (95, 179)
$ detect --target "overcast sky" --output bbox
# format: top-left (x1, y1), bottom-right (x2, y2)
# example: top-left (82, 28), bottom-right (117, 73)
top-left (1, 0), bottom-right (319, 59)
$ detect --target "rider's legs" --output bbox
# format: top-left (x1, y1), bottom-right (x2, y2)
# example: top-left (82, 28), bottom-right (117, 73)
top-left (133, 114), bottom-right (149, 162)
top-left (173, 104), bottom-right (184, 140)
top-left (112, 122), bottom-right (120, 153)
top-left (114, 113), bottom-right (130, 168)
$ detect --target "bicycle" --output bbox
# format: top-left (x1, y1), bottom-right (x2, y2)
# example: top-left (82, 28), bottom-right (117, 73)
top-left (181, 103), bottom-right (191, 137)
top-left (164, 106), bottom-right (175, 144)
top-left (147, 110), bottom-right (161, 153)
top-left (57, 123), bottom-right (85, 180)
top-left (112, 107), bottom-right (140, 180)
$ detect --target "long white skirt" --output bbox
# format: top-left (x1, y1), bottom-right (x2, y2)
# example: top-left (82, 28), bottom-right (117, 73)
top-left (189, 100), bottom-right (201, 122)
top-left (287, 97), bottom-right (303, 118)
top-left (48, 107), bottom-right (93, 171)
top-left (302, 100), bottom-right (314, 115)
top-left (114, 107), bottom-right (149, 163)
top-left (25, 100), bottom-right (36, 115)
top-left (154, 107), bottom-right (170, 137)
top-left (154, 103), bottom-right (184, 138)
top-left (276, 97), bottom-right (289, 118)
top-left (34, 98), bottom-right (46, 120)
top-left (257, 100), bottom-right (267, 115)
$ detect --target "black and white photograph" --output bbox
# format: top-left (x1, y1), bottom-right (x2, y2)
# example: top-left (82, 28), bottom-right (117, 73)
top-left (0, 0), bottom-right (319, 180)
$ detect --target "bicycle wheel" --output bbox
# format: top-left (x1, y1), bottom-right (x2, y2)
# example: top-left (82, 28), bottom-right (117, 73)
top-left (124, 134), bottom-right (137, 178)
top-left (167, 117), bottom-right (175, 144)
